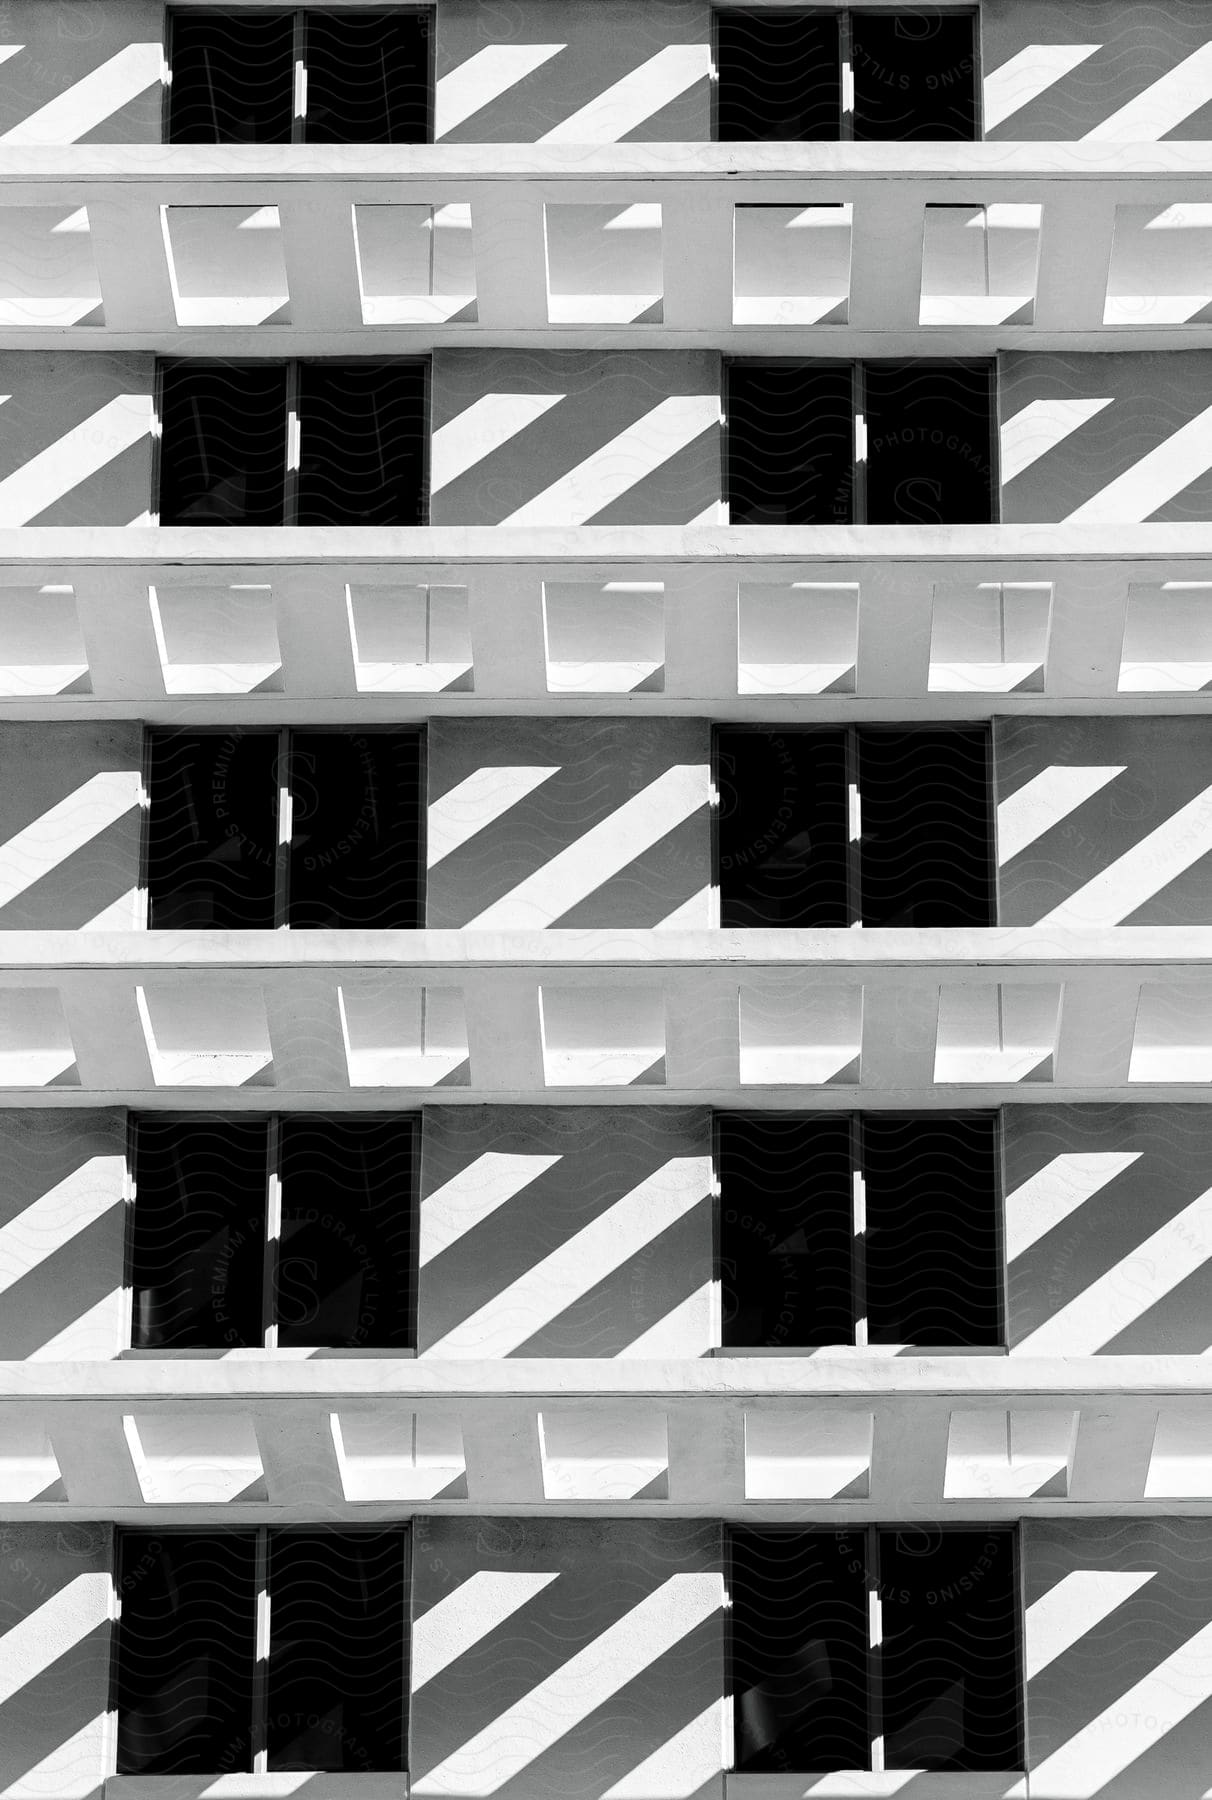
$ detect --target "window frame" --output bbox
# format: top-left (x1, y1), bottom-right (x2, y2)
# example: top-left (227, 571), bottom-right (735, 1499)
top-left (153, 356), bottom-right (432, 528)
top-left (722, 357), bottom-right (1000, 526)
top-left (726, 1523), bottom-right (1024, 1775)
top-left (142, 723), bottom-right (428, 930)
top-left (163, 6), bottom-right (436, 145)
top-left (713, 1107), bottom-right (1006, 1350)
top-left (125, 1109), bottom-right (422, 1352)
top-left (711, 5), bottom-right (983, 141)
top-left (111, 1525), bottom-right (412, 1775)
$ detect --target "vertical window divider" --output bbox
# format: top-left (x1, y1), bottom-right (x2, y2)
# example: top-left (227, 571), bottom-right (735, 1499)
top-left (252, 1525), bottom-right (271, 1771)
top-left (851, 360), bottom-right (868, 524)
top-left (283, 358), bottom-right (301, 525)
top-left (263, 1115), bottom-right (282, 1349)
top-left (868, 1523), bottom-right (884, 1772)
top-left (845, 724), bottom-right (863, 926)
top-left (290, 9), bottom-right (306, 144)
top-left (275, 725), bottom-right (292, 929)
top-left (839, 9), bottom-right (855, 140)
top-left (850, 1113), bottom-right (867, 1347)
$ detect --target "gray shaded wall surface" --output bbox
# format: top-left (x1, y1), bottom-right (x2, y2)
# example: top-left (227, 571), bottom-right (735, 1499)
top-left (429, 350), bottom-right (723, 526)
top-left (999, 351), bottom-right (1212, 524)
top-left (995, 717), bottom-right (1212, 925)
top-left (0, 352), bottom-right (154, 526)
top-left (425, 717), bottom-right (712, 928)
top-left (0, 722), bottom-right (143, 929)
top-left (1004, 1104), bottom-right (1212, 1355)
top-left (418, 1105), bottom-right (714, 1356)
top-left (0, 1), bottom-right (161, 142)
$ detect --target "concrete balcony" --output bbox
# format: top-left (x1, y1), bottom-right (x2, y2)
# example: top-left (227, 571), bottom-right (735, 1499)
top-left (0, 143), bottom-right (1210, 353)
top-left (5, 928), bottom-right (1212, 1106)
top-left (0, 1355), bottom-right (1208, 1523)
top-left (1, 525), bottom-right (1210, 721)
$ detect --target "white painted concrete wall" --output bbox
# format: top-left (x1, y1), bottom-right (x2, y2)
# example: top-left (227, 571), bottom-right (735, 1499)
top-left (0, 724), bottom-right (143, 931)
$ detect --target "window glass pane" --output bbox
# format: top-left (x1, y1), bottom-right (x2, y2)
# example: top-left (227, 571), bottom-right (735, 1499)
top-left (863, 360), bottom-right (994, 524)
top-left (267, 1530), bottom-right (407, 1770)
top-left (851, 10), bottom-right (977, 141)
top-left (864, 1113), bottom-right (1001, 1345)
top-left (147, 730), bottom-right (279, 929)
top-left (286, 731), bottom-right (423, 928)
top-left (731, 1528), bottom-right (869, 1770)
top-left (716, 9), bottom-right (840, 141)
top-left (167, 10), bottom-right (294, 144)
top-left (727, 363), bottom-right (854, 524)
top-left (116, 1532), bottom-right (257, 1773)
top-left (295, 362), bottom-right (427, 526)
top-left (717, 728), bottom-right (850, 927)
top-left (305, 10), bottom-right (431, 143)
top-left (880, 1528), bottom-right (1021, 1769)
top-left (131, 1115), bottom-right (268, 1348)
top-left (277, 1117), bottom-right (417, 1348)
top-left (719, 1114), bottom-right (854, 1345)
top-left (857, 725), bottom-right (993, 926)
top-left (159, 361), bottom-right (288, 526)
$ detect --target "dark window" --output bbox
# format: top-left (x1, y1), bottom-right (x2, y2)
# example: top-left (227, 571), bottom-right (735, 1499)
top-left (850, 10), bottom-right (977, 141)
top-left (116, 1531), bottom-right (408, 1775)
top-left (715, 10), bottom-right (840, 142)
top-left (730, 1528), bottom-right (1021, 1773)
top-left (166, 11), bottom-right (294, 144)
top-left (304, 10), bottom-right (430, 144)
top-left (725, 361), bottom-right (995, 526)
top-left (715, 726), bottom-right (993, 928)
top-left (719, 1113), bottom-right (1002, 1348)
top-left (277, 1117), bottom-right (417, 1348)
top-left (268, 1531), bottom-right (407, 1769)
top-left (295, 363), bottom-right (428, 527)
top-left (864, 360), bottom-right (994, 525)
top-left (731, 1528), bottom-right (870, 1771)
top-left (715, 8), bottom-right (977, 140)
top-left (146, 729), bottom-right (424, 929)
top-left (157, 361), bottom-right (428, 528)
top-left (158, 362), bottom-right (288, 527)
top-left (130, 1116), bottom-right (268, 1349)
top-left (167, 9), bottom-right (431, 144)
top-left (115, 1532), bottom-right (258, 1772)
top-left (130, 1115), bottom-right (419, 1350)
top-left (146, 729), bottom-right (279, 929)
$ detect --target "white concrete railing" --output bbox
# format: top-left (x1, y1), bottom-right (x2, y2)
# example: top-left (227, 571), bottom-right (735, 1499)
top-left (0, 142), bottom-right (1210, 351)
top-left (0, 1356), bottom-right (1208, 1520)
top-left (4, 929), bottom-right (1212, 1103)
top-left (1, 525), bottom-right (1210, 719)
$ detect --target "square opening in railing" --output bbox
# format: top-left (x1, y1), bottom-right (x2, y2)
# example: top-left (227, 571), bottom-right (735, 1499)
top-left (1146, 1407), bottom-right (1212, 1498)
top-left (162, 205), bottom-right (289, 326)
top-left (338, 981), bottom-right (469, 1088)
top-left (539, 1405), bottom-right (668, 1500)
top-left (149, 582), bottom-right (282, 695)
top-left (745, 1408), bottom-right (872, 1499)
top-left (347, 582), bottom-right (472, 693)
top-left (1130, 983), bottom-right (1212, 1083)
top-left (935, 984), bottom-right (1061, 1084)
top-left (739, 982), bottom-right (862, 1086)
top-left (353, 202), bottom-right (476, 324)
top-left (733, 203), bottom-right (851, 325)
top-left (920, 203), bottom-right (1040, 326)
top-left (929, 581), bottom-right (1050, 693)
top-left (136, 982), bottom-right (272, 1088)
top-left (1105, 203), bottom-right (1212, 326)
top-left (542, 580), bottom-right (664, 693)
top-left (544, 203), bottom-right (663, 324)
top-left (0, 584), bottom-right (88, 697)
top-left (333, 1412), bottom-right (466, 1501)
top-left (539, 986), bottom-right (666, 1087)
top-left (0, 1421), bottom-right (63, 1502)
top-left (0, 206), bottom-right (102, 326)
top-left (945, 1409), bottom-right (1076, 1500)
top-left (737, 581), bottom-right (857, 695)
top-left (124, 1411), bottom-right (264, 1504)
top-left (0, 988), bottom-right (77, 1087)
top-left (1119, 582), bottom-right (1212, 692)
